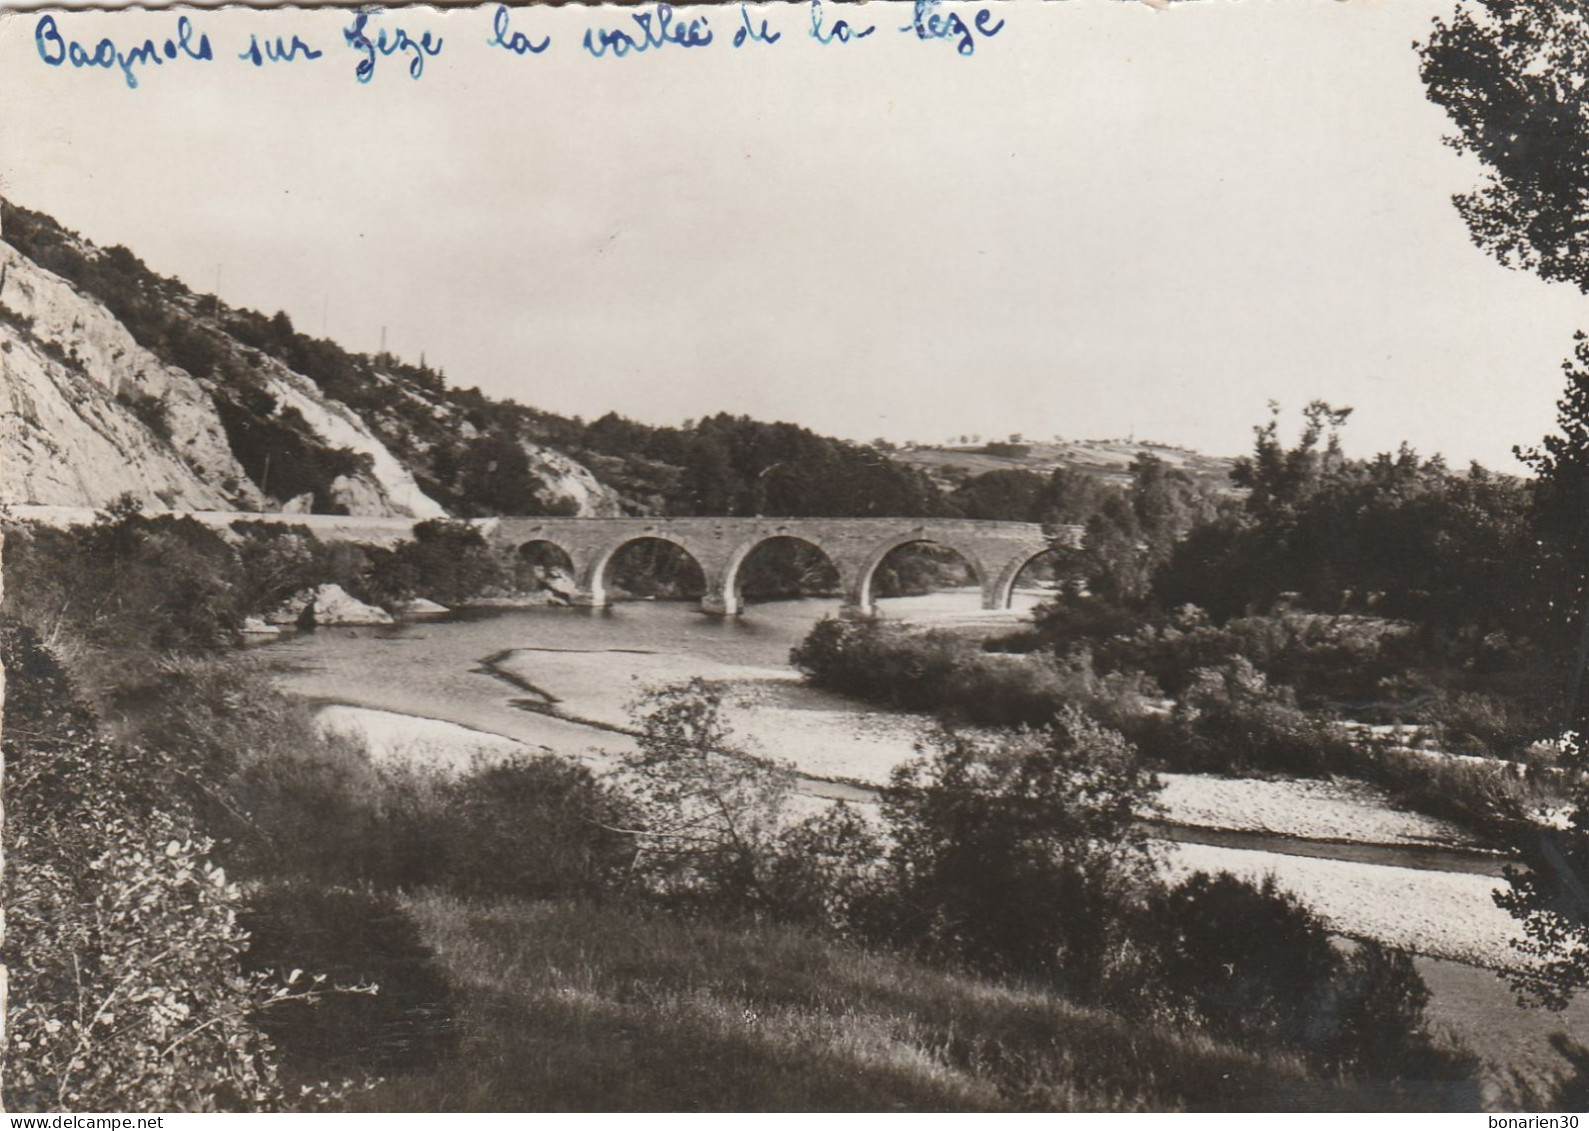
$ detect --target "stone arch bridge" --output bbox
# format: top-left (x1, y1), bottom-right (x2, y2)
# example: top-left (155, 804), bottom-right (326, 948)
top-left (479, 516), bottom-right (1078, 618)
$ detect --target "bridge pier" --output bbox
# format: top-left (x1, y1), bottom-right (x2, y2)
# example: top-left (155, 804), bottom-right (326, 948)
top-left (700, 590), bottom-right (742, 617)
top-left (569, 585), bottom-right (607, 608)
top-left (838, 600), bottom-right (875, 621)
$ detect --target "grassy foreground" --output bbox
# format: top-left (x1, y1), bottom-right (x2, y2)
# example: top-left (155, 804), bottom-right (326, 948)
top-left (327, 893), bottom-right (1446, 1113)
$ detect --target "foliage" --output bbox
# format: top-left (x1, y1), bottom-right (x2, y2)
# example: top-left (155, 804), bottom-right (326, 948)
top-left (2, 621), bottom-right (318, 1112)
top-left (1147, 658), bottom-right (1360, 777)
top-left (1516, 335), bottom-right (1589, 713)
top-left (362, 519), bottom-right (508, 607)
top-left (872, 711), bottom-right (1160, 986)
top-left (1418, 0), bottom-right (1589, 294)
top-left (1135, 872), bottom-right (1340, 1046)
top-left (1152, 407), bottom-right (1537, 657)
top-left (791, 617), bottom-right (1154, 729)
top-left (115, 385), bottom-right (173, 443)
top-left (761, 803), bottom-right (885, 937)
top-left (412, 755), bottom-right (634, 900)
top-left (427, 433), bottom-right (579, 517)
top-left (226, 521), bottom-right (347, 615)
top-left (371, 891), bottom-right (1361, 1112)
top-left (1, 501), bottom-right (246, 678)
top-left (1079, 606), bottom-right (1416, 702)
top-left (212, 394), bottom-right (371, 513)
top-left (1495, 772), bottom-right (1589, 1011)
top-left (608, 679), bottom-right (796, 910)
top-left (228, 730), bottom-right (631, 902)
top-left (735, 537), bottom-right (841, 600)
top-left (607, 537), bottom-right (706, 599)
top-left (1132, 873), bottom-right (1467, 1081)
top-left (238, 886), bottom-right (454, 1080)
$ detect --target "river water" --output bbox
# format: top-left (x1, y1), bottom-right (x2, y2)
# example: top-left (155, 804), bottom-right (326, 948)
top-left (262, 591), bottom-right (1026, 791)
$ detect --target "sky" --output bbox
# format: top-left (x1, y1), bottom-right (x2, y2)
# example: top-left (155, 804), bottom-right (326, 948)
top-left (2, 0), bottom-right (1586, 470)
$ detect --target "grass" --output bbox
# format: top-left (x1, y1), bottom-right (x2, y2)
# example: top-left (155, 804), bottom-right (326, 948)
top-left (330, 893), bottom-right (1430, 1113)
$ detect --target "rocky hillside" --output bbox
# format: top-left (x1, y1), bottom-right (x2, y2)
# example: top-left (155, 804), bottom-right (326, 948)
top-left (0, 199), bottom-right (622, 519)
top-left (0, 239), bottom-right (254, 512)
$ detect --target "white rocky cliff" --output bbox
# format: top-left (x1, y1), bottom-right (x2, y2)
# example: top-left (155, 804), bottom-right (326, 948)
top-left (0, 226), bottom-right (623, 520)
top-left (0, 242), bottom-right (256, 511)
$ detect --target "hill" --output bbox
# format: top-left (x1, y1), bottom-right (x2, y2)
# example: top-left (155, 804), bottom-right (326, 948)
top-left (893, 438), bottom-right (1238, 496)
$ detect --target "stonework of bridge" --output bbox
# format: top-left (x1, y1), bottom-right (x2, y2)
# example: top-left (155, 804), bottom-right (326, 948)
top-left (479, 516), bottom-right (1077, 618)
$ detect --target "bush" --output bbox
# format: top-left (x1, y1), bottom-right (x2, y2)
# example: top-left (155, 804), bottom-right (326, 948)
top-left (791, 618), bottom-right (1156, 730)
top-left (422, 755), bottom-right (633, 900)
top-left (229, 737), bottom-right (631, 902)
top-left (2, 620), bottom-right (308, 1112)
top-left (1135, 873), bottom-right (1339, 1046)
top-left (1142, 658), bottom-right (1358, 777)
top-left (115, 386), bottom-right (173, 443)
top-left (607, 679), bottom-right (794, 911)
top-left (872, 710), bottom-right (1160, 987)
top-left (1131, 872), bottom-right (1471, 1083)
top-left (361, 519), bottom-right (506, 608)
top-left (1076, 607), bottom-right (1415, 703)
top-left (2, 503), bottom-right (245, 675)
top-left (1409, 689), bottom-right (1545, 760)
top-left (762, 803), bottom-right (885, 937)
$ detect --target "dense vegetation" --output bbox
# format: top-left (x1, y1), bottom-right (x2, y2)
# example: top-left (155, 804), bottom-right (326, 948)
top-left (791, 398), bottom-right (1581, 851)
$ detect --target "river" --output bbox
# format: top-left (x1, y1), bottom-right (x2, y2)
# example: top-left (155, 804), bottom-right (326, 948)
top-left (258, 591), bottom-right (1589, 1094)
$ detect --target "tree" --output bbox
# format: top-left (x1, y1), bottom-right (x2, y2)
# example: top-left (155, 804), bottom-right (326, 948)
top-left (608, 680), bottom-right (794, 910)
top-left (1419, 1), bottom-right (1589, 293)
top-left (875, 709), bottom-right (1160, 987)
top-left (1421, 8), bottom-right (1589, 1003)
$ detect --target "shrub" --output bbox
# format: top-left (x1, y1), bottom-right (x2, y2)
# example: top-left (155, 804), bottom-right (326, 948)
top-left (361, 519), bottom-right (506, 608)
top-left (1131, 872), bottom-right (1471, 1083)
top-left (763, 803), bottom-right (885, 937)
top-left (1077, 607), bottom-right (1415, 703)
top-left (227, 734), bottom-right (631, 902)
top-left (1409, 690), bottom-right (1544, 760)
top-left (2, 504), bottom-right (247, 689)
top-left (1326, 940), bottom-right (1468, 1082)
top-left (873, 710), bottom-right (1160, 987)
top-left (791, 618), bottom-right (1156, 729)
top-left (1135, 873), bottom-right (1340, 1047)
top-left (607, 679), bottom-right (795, 911)
top-left (422, 755), bottom-right (633, 900)
top-left (227, 521), bottom-right (349, 615)
top-left (2, 620), bottom-right (309, 1112)
top-left (1144, 658), bottom-right (1358, 777)
top-left (115, 386), bottom-right (173, 443)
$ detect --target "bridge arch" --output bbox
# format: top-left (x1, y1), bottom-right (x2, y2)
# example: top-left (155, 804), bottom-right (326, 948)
top-left (581, 532), bottom-right (710, 608)
top-left (514, 540), bottom-right (578, 590)
top-left (989, 545), bottom-right (1061, 611)
top-left (849, 533), bottom-right (991, 618)
top-left (719, 533), bottom-right (845, 615)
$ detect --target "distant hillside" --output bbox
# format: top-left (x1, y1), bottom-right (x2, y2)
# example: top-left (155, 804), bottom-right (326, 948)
top-left (891, 439), bottom-right (1239, 496)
